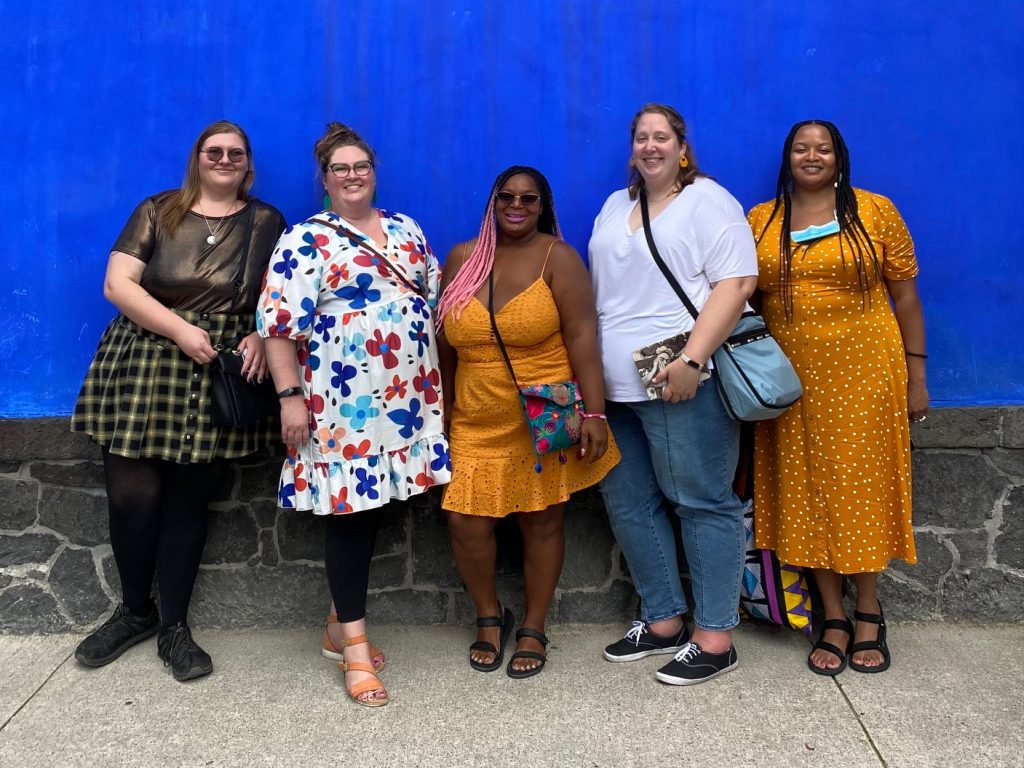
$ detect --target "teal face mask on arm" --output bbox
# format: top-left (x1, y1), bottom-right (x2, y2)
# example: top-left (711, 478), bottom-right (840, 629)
top-left (791, 218), bottom-right (840, 243)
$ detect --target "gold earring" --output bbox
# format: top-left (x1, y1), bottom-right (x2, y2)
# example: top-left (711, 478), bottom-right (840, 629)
top-left (679, 155), bottom-right (689, 169)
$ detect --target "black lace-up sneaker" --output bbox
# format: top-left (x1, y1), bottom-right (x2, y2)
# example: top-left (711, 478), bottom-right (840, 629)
top-left (603, 620), bottom-right (690, 662)
top-left (74, 603), bottom-right (159, 667)
top-left (655, 641), bottom-right (738, 685)
top-left (157, 623), bottom-right (213, 682)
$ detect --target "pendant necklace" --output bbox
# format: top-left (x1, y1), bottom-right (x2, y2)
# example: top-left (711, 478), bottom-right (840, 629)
top-left (198, 200), bottom-right (236, 245)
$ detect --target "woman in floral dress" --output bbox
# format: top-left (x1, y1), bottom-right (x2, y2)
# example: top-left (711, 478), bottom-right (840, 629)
top-left (260, 123), bottom-right (451, 707)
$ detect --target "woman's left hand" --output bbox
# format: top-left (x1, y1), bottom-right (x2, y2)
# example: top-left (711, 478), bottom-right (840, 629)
top-left (579, 417), bottom-right (609, 464)
top-left (236, 332), bottom-right (268, 383)
top-left (908, 380), bottom-right (930, 423)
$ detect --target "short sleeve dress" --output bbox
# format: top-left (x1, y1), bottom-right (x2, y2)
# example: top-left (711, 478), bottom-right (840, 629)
top-left (749, 189), bottom-right (918, 573)
top-left (442, 244), bottom-right (620, 517)
top-left (72, 193), bottom-right (286, 463)
top-left (258, 209), bottom-right (452, 515)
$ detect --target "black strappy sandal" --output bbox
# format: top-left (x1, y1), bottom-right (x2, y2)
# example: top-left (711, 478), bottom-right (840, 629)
top-left (849, 604), bottom-right (891, 673)
top-left (506, 628), bottom-right (549, 679)
top-left (469, 606), bottom-right (514, 673)
top-left (807, 617), bottom-right (853, 676)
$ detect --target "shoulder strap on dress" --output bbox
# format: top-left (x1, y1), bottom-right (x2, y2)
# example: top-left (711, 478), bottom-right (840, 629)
top-left (540, 239), bottom-right (557, 277)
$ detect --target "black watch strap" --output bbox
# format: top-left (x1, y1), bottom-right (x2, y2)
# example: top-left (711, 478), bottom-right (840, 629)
top-left (277, 386), bottom-right (304, 400)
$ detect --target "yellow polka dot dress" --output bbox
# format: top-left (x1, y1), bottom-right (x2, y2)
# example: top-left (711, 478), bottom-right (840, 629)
top-left (748, 190), bottom-right (917, 573)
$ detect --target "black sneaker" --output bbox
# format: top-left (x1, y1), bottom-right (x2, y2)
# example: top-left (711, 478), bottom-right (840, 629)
top-left (603, 620), bottom-right (690, 662)
top-left (655, 641), bottom-right (738, 686)
top-left (157, 623), bottom-right (213, 682)
top-left (74, 603), bottom-right (159, 667)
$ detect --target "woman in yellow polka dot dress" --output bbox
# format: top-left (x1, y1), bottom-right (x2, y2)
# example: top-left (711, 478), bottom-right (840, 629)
top-left (748, 120), bottom-right (929, 676)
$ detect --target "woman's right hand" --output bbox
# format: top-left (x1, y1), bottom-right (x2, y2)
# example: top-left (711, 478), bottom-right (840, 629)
top-left (173, 323), bottom-right (217, 365)
top-left (279, 396), bottom-right (310, 447)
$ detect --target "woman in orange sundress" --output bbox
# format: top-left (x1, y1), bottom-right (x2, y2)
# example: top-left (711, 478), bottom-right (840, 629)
top-left (749, 120), bottom-right (928, 677)
top-left (437, 166), bottom-right (619, 678)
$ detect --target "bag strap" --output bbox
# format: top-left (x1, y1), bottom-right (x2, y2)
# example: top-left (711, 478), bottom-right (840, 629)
top-left (486, 269), bottom-right (522, 391)
top-left (639, 191), bottom-right (700, 322)
top-left (229, 200), bottom-right (257, 302)
top-left (310, 216), bottom-right (424, 298)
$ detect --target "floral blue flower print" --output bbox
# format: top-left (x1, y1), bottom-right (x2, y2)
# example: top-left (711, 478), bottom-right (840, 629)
top-left (330, 362), bottom-right (358, 397)
top-left (314, 314), bottom-right (337, 342)
top-left (430, 443), bottom-right (451, 473)
top-left (342, 333), bottom-right (367, 360)
top-left (273, 249), bottom-right (299, 280)
top-left (355, 467), bottom-right (380, 499)
top-left (387, 398), bottom-right (424, 439)
top-left (336, 272), bottom-right (381, 309)
top-left (342, 395), bottom-right (380, 430)
top-left (408, 320), bottom-right (429, 356)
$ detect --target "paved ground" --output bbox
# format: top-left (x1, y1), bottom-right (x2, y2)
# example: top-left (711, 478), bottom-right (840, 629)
top-left (1, 622), bottom-right (1021, 768)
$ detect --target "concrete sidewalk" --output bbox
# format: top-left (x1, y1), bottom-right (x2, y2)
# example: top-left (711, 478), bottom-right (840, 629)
top-left (1, 622), bottom-right (1021, 768)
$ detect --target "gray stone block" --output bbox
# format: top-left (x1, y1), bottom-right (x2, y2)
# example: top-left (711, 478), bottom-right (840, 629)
top-left (557, 580), bottom-right (637, 623)
top-left (947, 530), bottom-right (991, 568)
top-left (0, 461), bottom-right (20, 474)
top-left (0, 532), bottom-right (62, 567)
top-left (0, 478), bottom-right (38, 530)
top-left (48, 547), bottom-right (110, 624)
top-left (259, 529), bottom-right (278, 566)
top-left (561, 495), bottom-right (615, 589)
top-left (38, 486), bottom-right (108, 546)
top-left (1003, 408), bottom-right (1024, 448)
top-left (209, 464), bottom-right (237, 503)
top-left (994, 487), bottom-right (1024, 569)
top-left (370, 553), bottom-right (407, 588)
top-left (410, 504), bottom-right (461, 588)
top-left (0, 583), bottom-right (72, 633)
top-left (375, 503), bottom-right (409, 555)
top-left (278, 510), bottom-right (324, 562)
top-left (985, 448), bottom-right (1024, 479)
top-left (912, 452), bottom-right (1005, 528)
top-left (0, 573), bottom-right (10, 588)
top-left (909, 407), bottom-right (1001, 449)
top-left (189, 565), bottom-right (329, 628)
top-left (29, 461), bottom-right (105, 488)
top-left (876, 572), bottom-right (941, 621)
top-left (366, 588), bottom-right (447, 623)
top-left (238, 463), bottom-right (280, 501)
top-left (101, 553), bottom-right (122, 597)
top-left (891, 531), bottom-right (953, 591)
top-left (0, 418), bottom-right (99, 461)
top-left (942, 568), bottom-right (1024, 621)
top-left (203, 504), bottom-right (260, 565)
top-left (251, 498), bottom-right (279, 529)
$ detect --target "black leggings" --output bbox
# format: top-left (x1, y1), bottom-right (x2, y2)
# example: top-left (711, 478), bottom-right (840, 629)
top-left (102, 449), bottom-right (222, 628)
top-left (323, 512), bottom-right (379, 623)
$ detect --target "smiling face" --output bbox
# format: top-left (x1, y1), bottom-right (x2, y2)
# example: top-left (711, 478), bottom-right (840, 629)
top-left (197, 131), bottom-right (249, 196)
top-left (789, 123), bottom-right (837, 192)
top-left (494, 173), bottom-right (543, 239)
top-left (324, 144), bottom-right (375, 212)
top-left (631, 112), bottom-right (686, 192)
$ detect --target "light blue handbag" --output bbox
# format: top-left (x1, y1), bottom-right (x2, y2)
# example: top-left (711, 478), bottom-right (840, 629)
top-left (639, 192), bottom-right (802, 422)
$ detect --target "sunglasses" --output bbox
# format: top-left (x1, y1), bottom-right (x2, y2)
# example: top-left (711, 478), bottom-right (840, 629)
top-left (495, 191), bottom-right (541, 207)
top-left (200, 147), bottom-right (247, 163)
top-left (328, 161), bottom-right (374, 178)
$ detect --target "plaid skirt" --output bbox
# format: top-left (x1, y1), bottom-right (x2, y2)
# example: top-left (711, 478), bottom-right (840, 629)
top-left (71, 310), bottom-right (277, 463)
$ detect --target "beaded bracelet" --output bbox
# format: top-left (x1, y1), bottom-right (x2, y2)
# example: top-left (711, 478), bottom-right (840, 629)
top-left (905, 352), bottom-right (928, 359)
top-left (580, 411), bottom-right (607, 420)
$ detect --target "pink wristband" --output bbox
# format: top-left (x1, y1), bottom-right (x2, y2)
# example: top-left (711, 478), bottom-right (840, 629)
top-left (580, 411), bottom-right (607, 420)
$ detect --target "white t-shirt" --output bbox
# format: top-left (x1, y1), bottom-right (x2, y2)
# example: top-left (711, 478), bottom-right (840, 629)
top-left (588, 177), bottom-right (758, 402)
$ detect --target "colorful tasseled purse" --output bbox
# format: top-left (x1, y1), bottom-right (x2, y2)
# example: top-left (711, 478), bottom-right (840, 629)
top-left (486, 270), bottom-right (583, 471)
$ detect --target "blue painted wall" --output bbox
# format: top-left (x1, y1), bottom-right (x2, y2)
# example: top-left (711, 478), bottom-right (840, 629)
top-left (2, 1), bottom-right (1022, 416)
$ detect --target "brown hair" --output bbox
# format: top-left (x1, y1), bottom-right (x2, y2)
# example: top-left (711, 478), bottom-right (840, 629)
top-left (313, 122), bottom-right (376, 178)
top-left (627, 103), bottom-right (703, 200)
top-left (158, 120), bottom-right (254, 233)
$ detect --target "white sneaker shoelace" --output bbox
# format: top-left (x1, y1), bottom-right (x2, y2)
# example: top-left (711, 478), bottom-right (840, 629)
top-left (624, 620), bottom-right (648, 646)
top-left (672, 641), bottom-right (703, 663)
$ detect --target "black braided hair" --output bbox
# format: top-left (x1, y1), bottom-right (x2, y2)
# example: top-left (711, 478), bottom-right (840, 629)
top-left (488, 165), bottom-right (561, 236)
top-left (754, 120), bottom-right (882, 320)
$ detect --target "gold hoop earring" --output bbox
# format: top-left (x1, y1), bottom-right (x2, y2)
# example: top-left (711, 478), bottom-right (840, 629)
top-left (679, 155), bottom-right (689, 169)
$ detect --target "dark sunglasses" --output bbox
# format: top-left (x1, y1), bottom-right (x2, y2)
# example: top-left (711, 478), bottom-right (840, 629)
top-left (495, 191), bottom-right (541, 206)
top-left (200, 147), bottom-right (248, 163)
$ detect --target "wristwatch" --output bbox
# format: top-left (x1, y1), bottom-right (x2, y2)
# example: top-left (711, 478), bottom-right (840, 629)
top-left (679, 352), bottom-right (711, 382)
top-left (276, 386), bottom-right (304, 400)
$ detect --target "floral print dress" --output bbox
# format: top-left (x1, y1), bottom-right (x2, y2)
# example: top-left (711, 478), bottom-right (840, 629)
top-left (258, 209), bottom-right (451, 515)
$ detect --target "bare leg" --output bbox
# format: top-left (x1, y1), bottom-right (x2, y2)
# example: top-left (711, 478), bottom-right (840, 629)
top-left (851, 572), bottom-right (885, 667)
top-left (447, 510), bottom-right (501, 666)
top-left (511, 504), bottom-right (566, 673)
top-left (325, 600), bottom-right (384, 669)
top-left (809, 568), bottom-right (851, 672)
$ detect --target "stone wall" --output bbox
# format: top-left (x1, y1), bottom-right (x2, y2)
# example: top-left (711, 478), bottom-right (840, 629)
top-left (1, 408), bottom-right (1022, 633)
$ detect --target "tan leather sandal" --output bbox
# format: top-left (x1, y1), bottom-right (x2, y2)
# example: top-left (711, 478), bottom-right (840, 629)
top-left (322, 614), bottom-right (385, 672)
top-left (338, 634), bottom-right (389, 708)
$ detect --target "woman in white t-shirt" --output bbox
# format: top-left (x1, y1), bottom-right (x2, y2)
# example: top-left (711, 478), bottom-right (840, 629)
top-left (588, 103), bottom-right (758, 687)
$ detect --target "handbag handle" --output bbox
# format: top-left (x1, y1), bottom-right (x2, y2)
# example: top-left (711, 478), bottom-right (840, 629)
top-left (486, 269), bottom-right (523, 392)
top-left (310, 217), bottom-right (425, 299)
top-left (229, 200), bottom-right (257, 302)
top-left (639, 191), bottom-right (701, 323)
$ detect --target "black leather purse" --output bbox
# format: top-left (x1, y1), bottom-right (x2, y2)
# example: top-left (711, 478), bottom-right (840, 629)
top-left (209, 202), bottom-right (277, 427)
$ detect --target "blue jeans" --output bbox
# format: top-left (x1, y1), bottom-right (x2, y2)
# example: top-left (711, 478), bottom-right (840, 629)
top-left (600, 385), bottom-right (744, 631)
